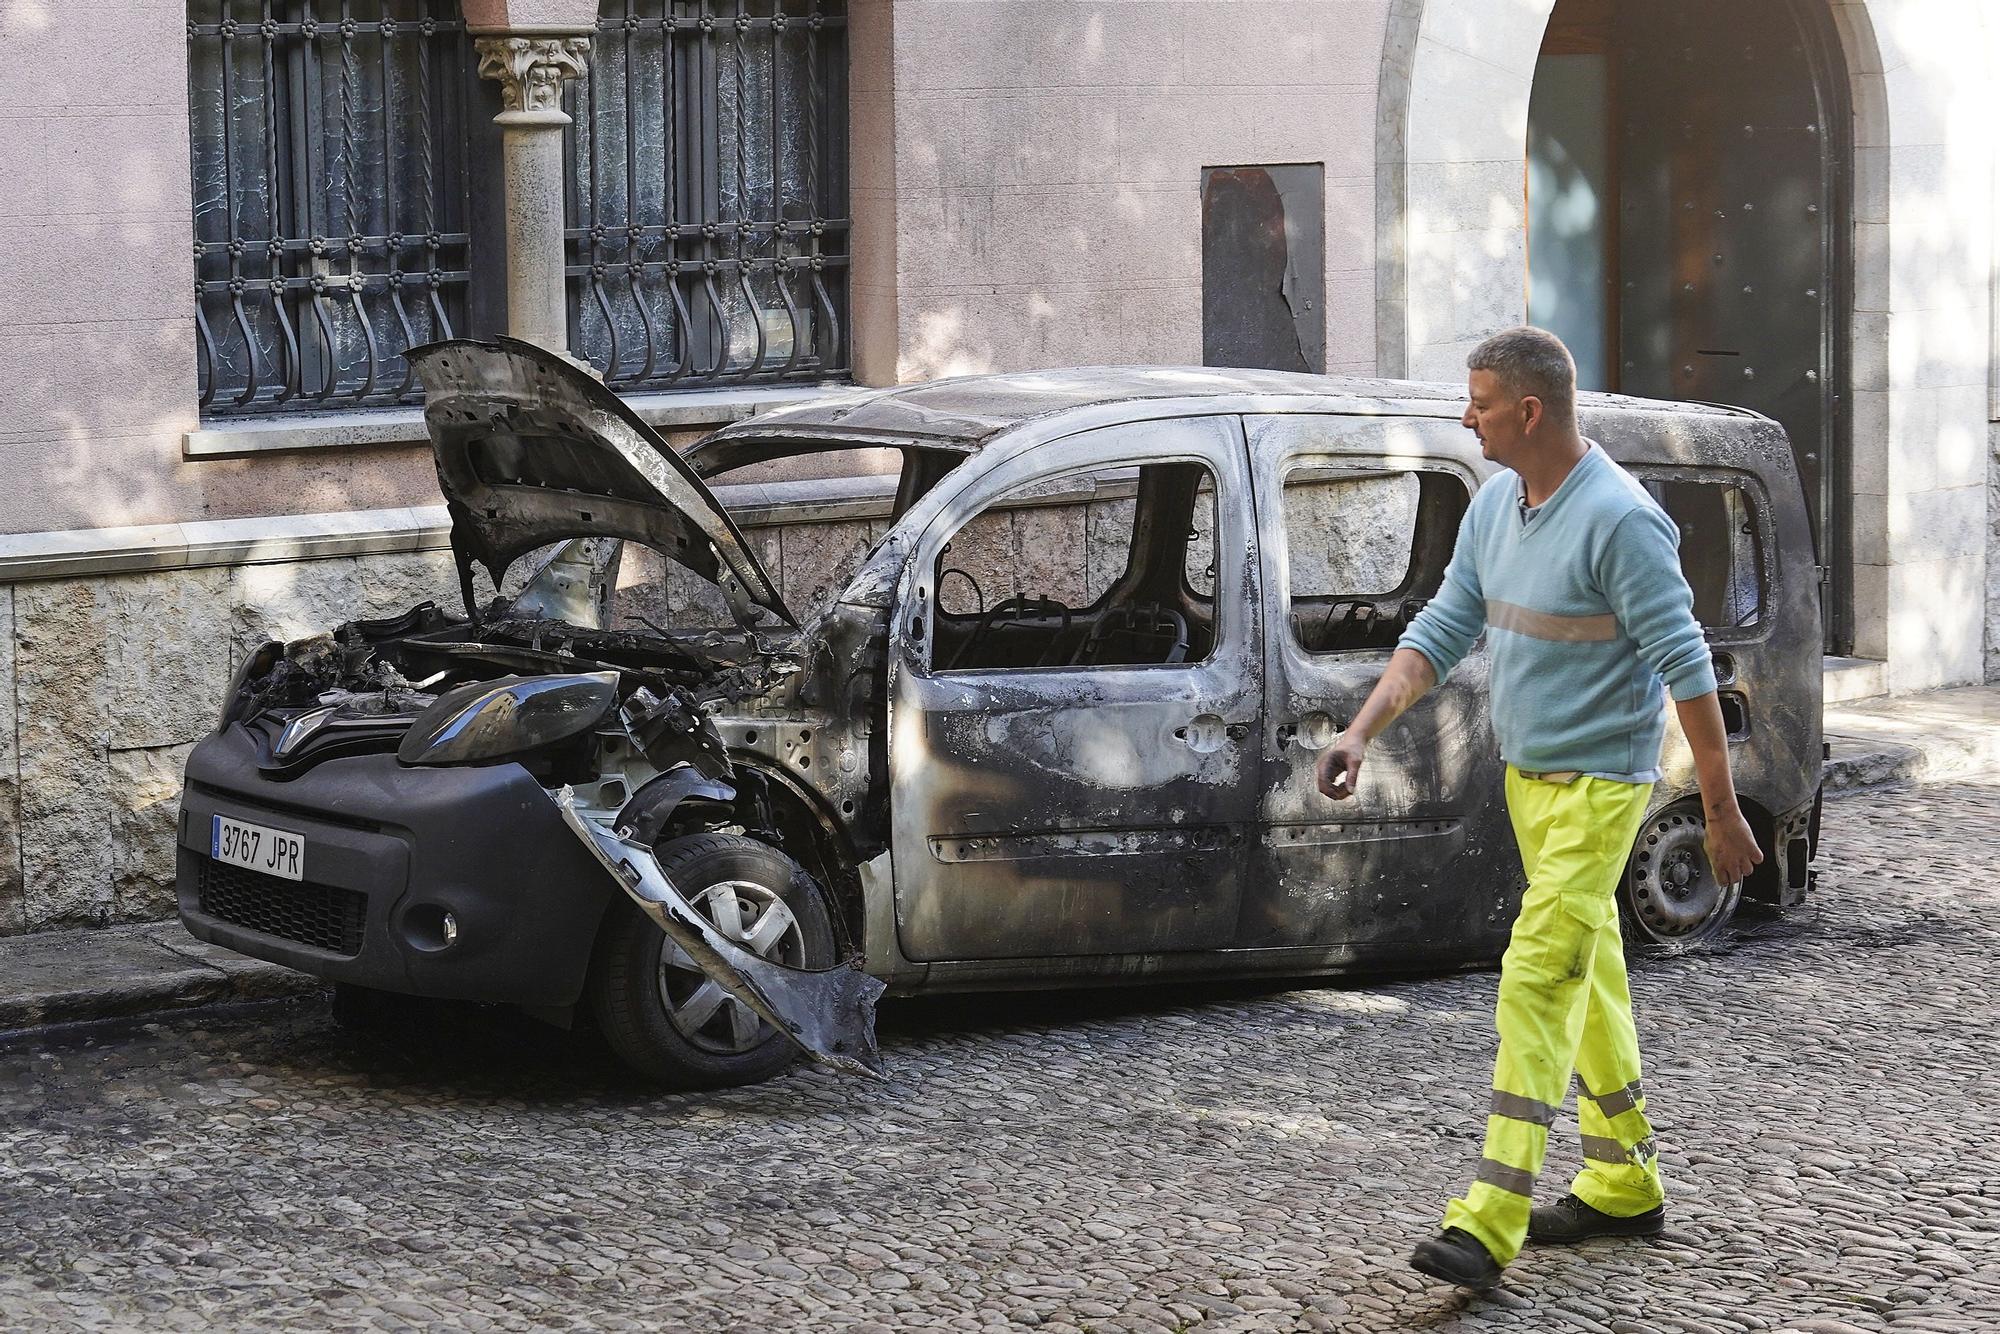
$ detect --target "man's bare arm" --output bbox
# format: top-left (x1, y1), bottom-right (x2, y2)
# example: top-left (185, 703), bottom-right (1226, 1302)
top-left (1314, 648), bottom-right (1438, 800)
top-left (1672, 691), bottom-right (1764, 884)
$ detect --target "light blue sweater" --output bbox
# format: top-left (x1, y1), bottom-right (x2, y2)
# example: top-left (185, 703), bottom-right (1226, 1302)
top-left (1397, 443), bottom-right (1718, 780)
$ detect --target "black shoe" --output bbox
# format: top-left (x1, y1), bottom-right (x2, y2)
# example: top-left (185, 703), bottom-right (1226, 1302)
top-left (1409, 1228), bottom-right (1503, 1289)
top-left (1527, 1193), bottom-right (1666, 1244)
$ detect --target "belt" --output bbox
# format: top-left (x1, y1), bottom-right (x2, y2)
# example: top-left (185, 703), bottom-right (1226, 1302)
top-left (1516, 769), bottom-right (1583, 784)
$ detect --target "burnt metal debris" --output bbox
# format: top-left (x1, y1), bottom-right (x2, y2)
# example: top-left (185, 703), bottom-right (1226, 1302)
top-left (176, 337), bottom-right (1824, 1088)
top-left (557, 792), bottom-right (885, 1078)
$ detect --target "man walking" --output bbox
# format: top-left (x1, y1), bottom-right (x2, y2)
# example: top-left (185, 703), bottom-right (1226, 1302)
top-left (1315, 326), bottom-right (1763, 1289)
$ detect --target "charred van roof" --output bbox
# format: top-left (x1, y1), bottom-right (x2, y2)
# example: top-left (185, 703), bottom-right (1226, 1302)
top-left (696, 366), bottom-right (1764, 459)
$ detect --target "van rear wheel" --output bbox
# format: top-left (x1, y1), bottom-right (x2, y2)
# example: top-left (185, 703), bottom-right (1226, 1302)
top-left (588, 833), bottom-right (836, 1088)
top-left (1619, 802), bottom-right (1742, 951)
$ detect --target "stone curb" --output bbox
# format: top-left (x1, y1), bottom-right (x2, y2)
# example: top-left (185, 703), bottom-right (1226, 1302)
top-left (1822, 684), bottom-right (2000, 795)
top-left (1822, 734), bottom-right (1927, 793)
top-left (0, 922), bottom-right (318, 1037)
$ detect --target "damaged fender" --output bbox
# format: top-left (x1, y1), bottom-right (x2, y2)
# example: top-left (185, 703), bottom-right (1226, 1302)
top-left (553, 789), bottom-right (886, 1079)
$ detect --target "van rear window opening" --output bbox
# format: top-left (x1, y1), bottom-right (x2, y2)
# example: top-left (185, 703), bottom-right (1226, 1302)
top-left (1645, 477), bottom-right (1766, 632)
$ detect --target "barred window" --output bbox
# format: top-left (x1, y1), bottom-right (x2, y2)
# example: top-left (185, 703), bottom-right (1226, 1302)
top-left (187, 3), bottom-right (472, 417)
top-left (566, 1), bottom-right (849, 391)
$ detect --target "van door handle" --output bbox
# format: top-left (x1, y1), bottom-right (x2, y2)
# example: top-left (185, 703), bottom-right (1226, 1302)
top-left (1277, 712), bottom-right (1341, 749)
top-left (1173, 717), bottom-right (1251, 749)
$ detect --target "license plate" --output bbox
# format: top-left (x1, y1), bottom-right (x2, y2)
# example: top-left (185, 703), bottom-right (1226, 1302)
top-left (211, 814), bottom-right (305, 882)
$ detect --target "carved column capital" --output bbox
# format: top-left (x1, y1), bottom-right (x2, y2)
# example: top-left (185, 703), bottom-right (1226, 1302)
top-left (475, 35), bottom-right (590, 121)
top-left (475, 31), bottom-right (592, 351)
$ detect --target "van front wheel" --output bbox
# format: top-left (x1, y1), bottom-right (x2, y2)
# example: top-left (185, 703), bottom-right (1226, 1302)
top-left (1619, 802), bottom-right (1743, 951)
top-left (588, 833), bottom-right (837, 1088)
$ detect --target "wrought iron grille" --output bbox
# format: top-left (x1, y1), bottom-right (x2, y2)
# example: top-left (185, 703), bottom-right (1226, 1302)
top-left (566, 1), bottom-right (850, 390)
top-left (187, 2), bottom-right (472, 417)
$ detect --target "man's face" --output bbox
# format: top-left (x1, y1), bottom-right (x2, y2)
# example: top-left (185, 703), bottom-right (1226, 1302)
top-left (1462, 368), bottom-right (1536, 466)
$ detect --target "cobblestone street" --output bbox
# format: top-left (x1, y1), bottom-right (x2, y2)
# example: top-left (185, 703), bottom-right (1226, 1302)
top-left (2, 777), bottom-right (1995, 1333)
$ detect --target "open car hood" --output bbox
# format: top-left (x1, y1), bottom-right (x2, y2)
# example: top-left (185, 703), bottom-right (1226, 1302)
top-left (409, 338), bottom-right (793, 628)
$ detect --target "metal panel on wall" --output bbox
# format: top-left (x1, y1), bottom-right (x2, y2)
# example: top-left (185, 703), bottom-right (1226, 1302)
top-left (1202, 164), bottom-right (1326, 374)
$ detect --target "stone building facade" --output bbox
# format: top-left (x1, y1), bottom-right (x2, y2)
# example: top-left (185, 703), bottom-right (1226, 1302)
top-left (0, 0), bottom-right (1994, 935)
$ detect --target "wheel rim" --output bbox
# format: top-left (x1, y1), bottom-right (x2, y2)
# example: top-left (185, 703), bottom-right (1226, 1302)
top-left (1627, 811), bottom-right (1738, 942)
top-left (656, 879), bottom-right (803, 1055)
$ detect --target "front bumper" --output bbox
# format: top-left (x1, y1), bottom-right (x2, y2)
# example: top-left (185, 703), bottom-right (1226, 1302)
top-left (177, 724), bottom-right (620, 1007)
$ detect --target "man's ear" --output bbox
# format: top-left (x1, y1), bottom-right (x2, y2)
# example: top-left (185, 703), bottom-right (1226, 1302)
top-left (1519, 394), bottom-right (1546, 434)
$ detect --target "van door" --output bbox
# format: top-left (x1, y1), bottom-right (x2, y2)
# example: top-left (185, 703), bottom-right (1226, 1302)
top-left (887, 416), bottom-right (1262, 962)
top-left (1626, 454), bottom-right (1822, 913)
top-left (1242, 414), bottom-right (1517, 963)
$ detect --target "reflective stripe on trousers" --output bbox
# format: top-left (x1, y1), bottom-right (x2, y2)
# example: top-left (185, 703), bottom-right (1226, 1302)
top-left (1441, 767), bottom-right (1667, 1266)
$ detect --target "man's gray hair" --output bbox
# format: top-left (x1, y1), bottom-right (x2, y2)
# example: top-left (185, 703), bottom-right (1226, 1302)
top-left (1467, 326), bottom-right (1577, 424)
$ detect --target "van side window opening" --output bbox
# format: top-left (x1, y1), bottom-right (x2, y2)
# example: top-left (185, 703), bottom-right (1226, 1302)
top-left (1282, 465), bottom-right (1467, 653)
top-left (1643, 477), bottom-right (1765, 631)
top-left (932, 461), bottom-right (1220, 672)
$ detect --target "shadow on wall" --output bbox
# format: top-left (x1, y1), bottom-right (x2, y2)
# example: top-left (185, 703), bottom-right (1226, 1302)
top-left (2, 269), bottom-right (442, 538)
top-left (0, 1), bottom-right (435, 536)
top-left (880, 1), bottom-right (1385, 381)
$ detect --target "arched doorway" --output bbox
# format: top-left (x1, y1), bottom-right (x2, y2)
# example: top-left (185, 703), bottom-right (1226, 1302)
top-left (1526, 0), bottom-right (1854, 653)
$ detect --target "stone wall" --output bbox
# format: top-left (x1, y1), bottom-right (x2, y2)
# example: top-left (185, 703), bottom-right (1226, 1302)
top-left (0, 549), bottom-right (462, 933)
top-left (0, 494), bottom-right (1013, 935)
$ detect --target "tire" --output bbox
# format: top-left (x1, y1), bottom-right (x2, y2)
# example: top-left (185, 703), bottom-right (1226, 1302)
top-left (587, 832), bottom-right (837, 1089)
top-left (1619, 801), bottom-right (1744, 951)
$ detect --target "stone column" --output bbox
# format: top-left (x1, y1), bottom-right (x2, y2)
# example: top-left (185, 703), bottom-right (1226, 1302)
top-left (472, 32), bottom-right (590, 352)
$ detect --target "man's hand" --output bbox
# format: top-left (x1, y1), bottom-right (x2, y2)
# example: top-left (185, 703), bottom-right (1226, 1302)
top-left (1315, 735), bottom-right (1365, 800)
top-left (1673, 690), bottom-right (1765, 886)
top-left (1704, 805), bottom-right (1764, 886)
top-left (1307, 650), bottom-right (1439, 804)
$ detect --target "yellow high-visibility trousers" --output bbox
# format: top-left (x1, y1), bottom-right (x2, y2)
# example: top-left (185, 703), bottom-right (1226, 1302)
top-left (1442, 766), bottom-right (1667, 1265)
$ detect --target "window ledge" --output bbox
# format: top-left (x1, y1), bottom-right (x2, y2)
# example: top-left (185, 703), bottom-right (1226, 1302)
top-left (0, 507), bottom-right (456, 583)
top-left (182, 383), bottom-right (852, 459)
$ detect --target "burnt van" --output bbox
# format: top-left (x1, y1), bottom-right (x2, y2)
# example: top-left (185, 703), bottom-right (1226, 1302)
top-left (178, 339), bottom-right (1822, 1086)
